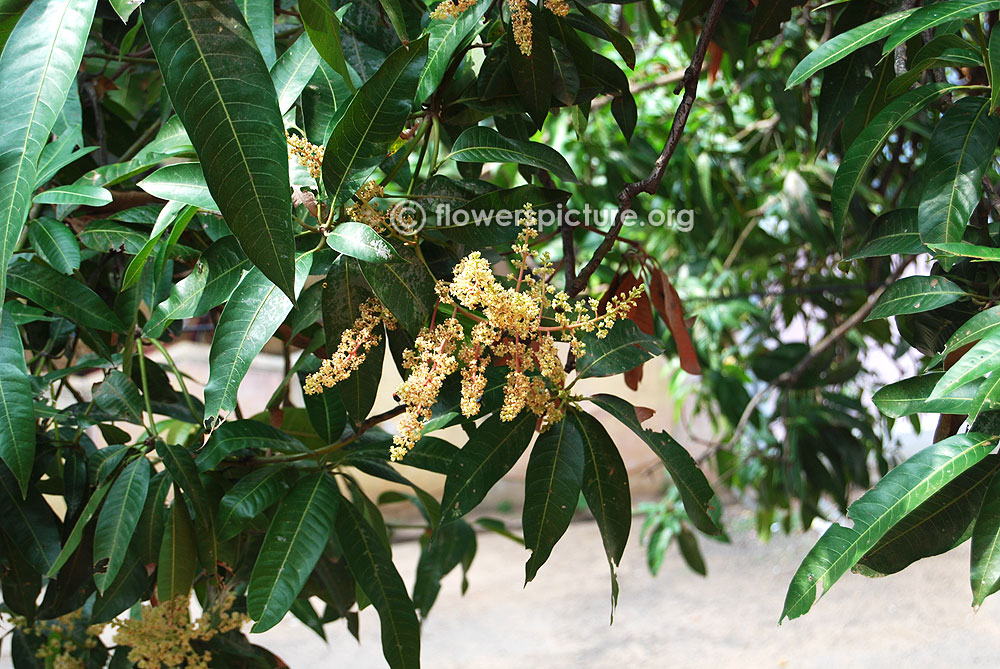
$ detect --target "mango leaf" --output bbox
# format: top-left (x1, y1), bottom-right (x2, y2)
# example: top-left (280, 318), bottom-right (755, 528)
top-left (844, 208), bottom-right (927, 260)
top-left (336, 499), bottom-right (421, 669)
top-left (0, 307), bottom-right (33, 496)
top-left (359, 245), bottom-right (435, 336)
top-left (236, 0), bottom-right (276, 67)
top-left (7, 259), bottom-right (127, 333)
top-left (446, 126), bottom-right (578, 183)
top-left (589, 393), bottom-right (722, 536)
top-left (248, 472), bottom-right (341, 632)
top-left (942, 306), bottom-right (1000, 358)
top-left (144, 236), bottom-right (250, 338)
top-left (0, 0), bottom-right (96, 301)
top-left (217, 465), bottom-right (294, 541)
top-left (322, 37), bottom-right (428, 208)
top-left (866, 275), bottom-right (966, 321)
top-left (883, 1), bottom-right (1000, 54)
top-left (27, 217), bottom-right (79, 274)
top-left (303, 59), bottom-right (356, 144)
top-left (197, 420), bottom-right (306, 472)
top-left (157, 443), bottom-right (217, 571)
top-left (857, 455), bottom-right (1000, 577)
top-left (90, 550), bottom-right (149, 624)
top-left (785, 9), bottom-right (917, 88)
top-left (575, 319), bottom-right (663, 378)
top-left (204, 254), bottom-right (310, 424)
top-left (507, 4), bottom-right (552, 128)
top-left (156, 494), bottom-right (198, 601)
top-left (93, 370), bottom-right (144, 425)
top-left (416, 0), bottom-right (490, 102)
top-left (108, 0), bottom-right (140, 22)
top-left (299, 0), bottom-right (355, 91)
top-left (0, 464), bottom-right (60, 575)
top-left (570, 409), bottom-right (630, 567)
top-left (523, 417), bottom-right (584, 583)
top-left (971, 462), bottom-right (1000, 606)
top-left (918, 98), bottom-right (1000, 247)
top-left (271, 32), bottom-right (321, 115)
top-left (441, 412), bottom-right (536, 524)
top-left (432, 185), bottom-right (570, 247)
top-left (832, 83), bottom-right (963, 246)
top-left (872, 373), bottom-right (982, 418)
top-left (928, 242), bottom-right (1000, 261)
top-left (144, 0), bottom-right (296, 298)
top-left (138, 163), bottom-right (219, 212)
top-left (749, 0), bottom-right (807, 42)
top-left (33, 184), bottom-right (112, 207)
top-left (327, 221), bottom-right (397, 262)
top-left (298, 365), bottom-right (348, 444)
top-left (571, 0), bottom-right (635, 69)
top-left (931, 328), bottom-right (1000, 399)
top-left (94, 457), bottom-right (150, 593)
top-left (991, 24), bottom-right (1000, 112)
top-left (781, 432), bottom-right (997, 621)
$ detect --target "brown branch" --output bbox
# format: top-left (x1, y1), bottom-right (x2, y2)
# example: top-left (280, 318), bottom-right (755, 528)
top-left (699, 257), bottom-right (914, 464)
top-left (590, 70), bottom-right (687, 111)
top-left (566, 0), bottom-right (727, 298)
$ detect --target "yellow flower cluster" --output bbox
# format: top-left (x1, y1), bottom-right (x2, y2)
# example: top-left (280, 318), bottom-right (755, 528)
top-left (429, 0), bottom-right (477, 19)
top-left (111, 593), bottom-right (246, 669)
top-left (304, 297), bottom-right (397, 395)
top-left (346, 180), bottom-right (388, 233)
top-left (3, 610), bottom-right (101, 669)
top-left (286, 132), bottom-right (324, 179)
top-left (543, 0), bottom-right (569, 16)
top-left (429, 0), bottom-right (571, 56)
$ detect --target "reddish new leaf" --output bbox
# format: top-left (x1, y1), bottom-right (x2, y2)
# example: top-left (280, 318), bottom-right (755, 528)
top-left (650, 269), bottom-right (701, 375)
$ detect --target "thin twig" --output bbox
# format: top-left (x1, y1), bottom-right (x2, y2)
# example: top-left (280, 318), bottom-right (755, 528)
top-left (566, 0), bottom-right (727, 298)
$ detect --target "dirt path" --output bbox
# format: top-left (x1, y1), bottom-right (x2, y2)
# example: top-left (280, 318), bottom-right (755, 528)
top-left (252, 514), bottom-right (1000, 667)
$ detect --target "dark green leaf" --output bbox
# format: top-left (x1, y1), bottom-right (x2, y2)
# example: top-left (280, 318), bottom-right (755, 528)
top-left (138, 163), bottom-right (219, 212)
top-left (873, 372), bottom-right (982, 418)
top-left (217, 465), bottom-right (294, 541)
top-left (884, 1), bottom-right (1000, 54)
top-left (575, 319), bottom-right (663, 378)
top-left (27, 217), bottom-right (79, 275)
top-left (237, 0), bottom-right (276, 67)
top-left (94, 456), bottom-right (150, 593)
top-left (300, 0), bottom-right (356, 91)
top-left (359, 245), bottom-right (435, 336)
top-left (272, 31), bottom-right (321, 114)
top-left (446, 126), bottom-right (578, 183)
top-left (157, 494), bottom-right (199, 601)
top-left (866, 275), bottom-right (966, 321)
top-left (0, 464), bottom-right (60, 575)
top-left (416, 0), bottom-right (490, 102)
top-left (0, 307), bottom-right (33, 496)
top-left (7, 259), bottom-right (126, 333)
top-left (845, 209), bottom-right (928, 260)
top-left (327, 221), bottom-right (398, 262)
top-left (93, 370), bottom-right (144, 425)
top-left (199, 420), bottom-right (307, 472)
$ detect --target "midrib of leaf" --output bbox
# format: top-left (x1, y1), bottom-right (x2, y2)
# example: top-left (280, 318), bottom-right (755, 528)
top-left (99, 459), bottom-right (145, 586)
top-left (530, 419), bottom-right (569, 548)
top-left (1, 2), bottom-right (73, 288)
top-left (219, 281), bottom-right (278, 414)
top-left (220, 472), bottom-right (277, 530)
top-left (577, 340), bottom-right (656, 377)
top-left (257, 477), bottom-right (323, 617)
top-left (574, 415), bottom-right (609, 534)
top-left (155, 262), bottom-right (244, 323)
top-left (785, 440), bottom-right (989, 614)
top-left (0, 375), bottom-right (27, 487)
top-left (446, 413), bottom-right (532, 514)
top-left (881, 288), bottom-right (965, 309)
top-left (349, 508), bottom-right (406, 659)
top-left (329, 59), bottom-right (414, 202)
top-left (173, 2), bottom-right (290, 292)
top-left (277, 46), bottom-right (313, 104)
top-left (34, 222), bottom-right (73, 269)
top-left (941, 100), bottom-right (989, 243)
top-left (10, 268), bottom-right (119, 329)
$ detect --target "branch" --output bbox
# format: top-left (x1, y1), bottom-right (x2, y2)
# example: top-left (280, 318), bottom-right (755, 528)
top-left (700, 258), bottom-right (914, 463)
top-left (566, 0), bottom-right (727, 298)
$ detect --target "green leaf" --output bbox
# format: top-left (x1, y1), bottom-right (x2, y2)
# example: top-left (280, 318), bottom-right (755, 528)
top-left (844, 208), bottom-right (927, 260)
top-left (271, 32), bottom-right (321, 115)
top-left (198, 420), bottom-right (306, 472)
top-left (971, 463), bottom-right (1000, 606)
top-left (550, 40), bottom-right (581, 107)
top-left (857, 455), bottom-right (1000, 577)
top-left (441, 412), bottom-right (536, 524)
top-left (7, 259), bottom-right (127, 333)
top-left (157, 442), bottom-right (217, 570)
top-left (781, 432), bottom-right (997, 621)
top-left (991, 23), bottom-right (1000, 112)
top-left (942, 306), bottom-right (1000, 358)
top-left (299, 0), bottom-right (355, 92)
top-left (134, 471), bottom-right (171, 565)
top-left (217, 465), bottom-right (294, 541)
top-left (570, 409), bottom-right (630, 567)
top-left (883, 1), bottom-right (1000, 54)
top-left (90, 550), bottom-right (150, 624)
top-left (446, 126), bottom-right (578, 183)
top-left (123, 202), bottom-right (197, 292)
top-left (523, 418), bottom-right (584, 583)
top-left (336, 499), bottom-right (421, 669)
top-left (144, 236), bottom-right (249, 338)
top-left (46, 479), bottom-right (112, 578)
top-left (0, 0), bottom-right (96, 301)
top-left (93, 370), bottom-right (144, 425)
top-left (0, 464), bottom-right (60, 575)
top-left (749, 0), bottom-right (806, 43)
top-left (507, 4), bottom-right (552, 128)
top-left (432, 184), bottom-right (570, 247)
top-left (156, 493), bottom-right (198, 601)
top-left (589, 393), bottom-right (722, 536)
top-left (322, 37), bottom-right (428, 208)
top-left (575, 319), bottom-right (663, 378)
top-left (303, 59), bottom-right (356, 144)
top-left (33, 184), bottom-right (112, 207)
top-left (0, 307), bottom-right (33, 496)
top-left (94, 456), bottom-right (151, 593)
top-left (138, 163), bottom-right (219, 212)
top-left (326, 221), bottom-right (397, 262)
top-left (204, 254), bottom-right (311, 424)
top-left (108, 0), bottom-right (140, 22)
top-left (865, 275), bottom-right (966, 321)
top-left (872, 372), bottom-right (982, 418)
top-left (833, 84), bottom-right (963, 246)
top-left (571, 0), bottom-right (635, 70)
top-left (359, 245), bottom-right (435, 336)
top-left (237, 0), bottom-right (276, 67)
top-left (918, 97), bottom-right (1000, 247)
top-left (416, 0), bottom-right (490, 102)
top-left (931, 328), bottom-right (1000, 399)
top-left (143, 0), bottom-right (296, 298)
top-left (248, 472), bottom-right (341, 632)
top-left (927, 241), bottom-right (1000, 261)
top-left (299, 365), bottom-right (348, 444)
top-left (27, 217), bottom-right (79, 274)
top-left (785, 8), bottom-right (917, 88)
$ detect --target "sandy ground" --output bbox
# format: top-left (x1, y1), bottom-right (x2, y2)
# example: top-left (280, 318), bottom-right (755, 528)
top-left (247, 513), bottom-right (1000, 668)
